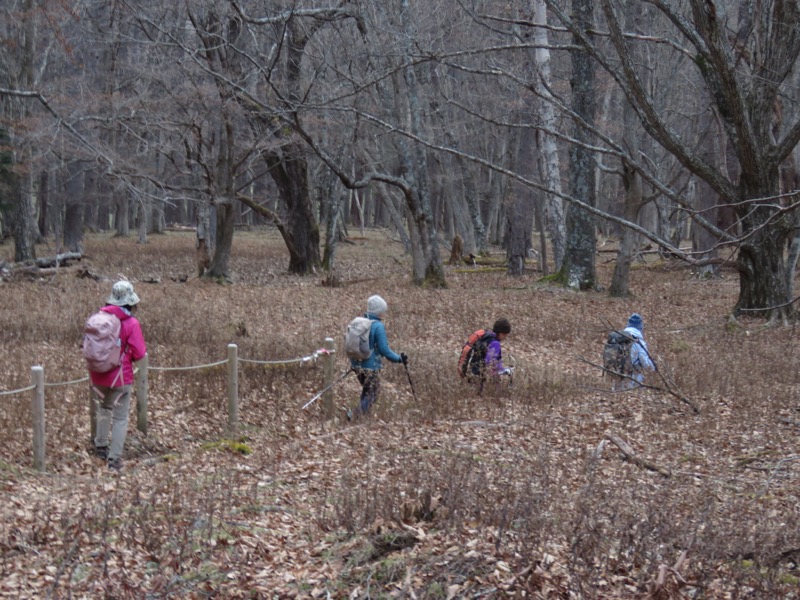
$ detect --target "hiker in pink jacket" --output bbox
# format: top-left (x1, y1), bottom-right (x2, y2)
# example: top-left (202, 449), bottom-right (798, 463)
top-left (89, 281), bottom-right (147, 470)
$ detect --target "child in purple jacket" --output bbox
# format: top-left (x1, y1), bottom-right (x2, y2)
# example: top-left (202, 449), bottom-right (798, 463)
top-left (484, 318), bottom-right (511, 376)
top-left (467, 318), bottom-right (512, 394)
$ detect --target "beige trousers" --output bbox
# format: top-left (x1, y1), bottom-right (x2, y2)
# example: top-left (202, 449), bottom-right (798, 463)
top-left (93, 384), bottom-right (132, 461)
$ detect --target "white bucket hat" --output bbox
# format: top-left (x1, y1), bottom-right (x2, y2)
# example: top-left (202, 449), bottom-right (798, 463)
top-left (107, 280), bottom-right (140, 306)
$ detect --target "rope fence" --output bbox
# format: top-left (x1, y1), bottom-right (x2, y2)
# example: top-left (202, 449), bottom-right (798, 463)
top-left (148, 359), bottom-right (228, 372)
top-left (1, 337), bottom-right (337, 473)
top-left (0, 384), bottom-right (37, 396)
top-left (44, 375), bottom-right (90, 387)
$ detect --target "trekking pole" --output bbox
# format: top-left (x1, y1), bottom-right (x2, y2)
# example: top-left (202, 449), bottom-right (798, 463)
top-left (302, 369), bottom-right (353, 410)
top-left (402, 360), bottom-right (418, 402)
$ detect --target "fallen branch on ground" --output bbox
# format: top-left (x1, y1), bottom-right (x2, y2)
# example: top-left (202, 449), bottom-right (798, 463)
top-left (35, 252), bottom-right (83, 268)
top-left (605, 432), bottom-right (671, 477)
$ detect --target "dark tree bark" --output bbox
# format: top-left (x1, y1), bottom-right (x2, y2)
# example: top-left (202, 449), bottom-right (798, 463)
top-left (63, 161), bottom-right (84, 253)
top-left (206, 199), bottom-right (235, 282)
top-left (263, 143), bottom-right (321, 275)
top-left (11, 166), bottom-right (37, 262)
top-left (63, 203), bottom-right (83, 254)
top-left (507, 193), bottom-right (535, 277)
top-left (609, 161), bottom-right (641, 296)
top-left (320, 174), bottom-right (344, 275)
top-left (560, 0), bottom-right (597, 290)
top-left (507, 126), bottom-right (535, 277)
top-left (6, 0), bottom-right (37, 262)
top-left (114, 195), bottom-right (130, 237)
top-left (734, 174), bottom-right (791, 316)
top-left (37, 169), bottom-right (48, 239)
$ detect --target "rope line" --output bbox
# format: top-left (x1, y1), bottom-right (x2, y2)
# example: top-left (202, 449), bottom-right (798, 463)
top-left (5, 348), bottom-right (333, 388)
top-left (149, 359), bottom-right (228, 372)
top-left (44, 375), bottom-right (90, 387)
top-left (0, 384), bottom-right (37, 397)
top-left (239, 348), bottom-right (329, 366)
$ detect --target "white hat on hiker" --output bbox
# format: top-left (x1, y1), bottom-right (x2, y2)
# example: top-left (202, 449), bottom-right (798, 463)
top-left (367, 295), bottom-right (388, 316)
top-left (107, 280), bottom-right (140, 307)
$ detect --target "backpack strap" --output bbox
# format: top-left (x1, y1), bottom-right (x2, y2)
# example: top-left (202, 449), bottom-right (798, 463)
top-left (111, 328), bottom-right (129, 387)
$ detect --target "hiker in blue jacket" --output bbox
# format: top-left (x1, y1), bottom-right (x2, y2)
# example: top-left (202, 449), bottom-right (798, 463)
top-left (622, 313), bottom-right (654, 388)
top-left (347, 295), bottom-right (407, 419)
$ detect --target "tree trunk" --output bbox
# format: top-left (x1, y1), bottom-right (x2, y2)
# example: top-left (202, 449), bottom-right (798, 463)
top-left (787, 228), bottom-right (800, 302)
top-left (507, 192), bottom-right (535, 277)
top-left (690, 181), bottom-right (720, 279)
top-left (12, 160), bottom-right (37, 262)
top-left (137, 199), bottom-right (148, 244)
top-left (736, 226), bottom-right (792, 321)
top-left (321, 179), bottom-right (344, 273)
top-left (9, 1), bottom-right (37, 262)
top-left (263, 143), bottom-right (321, 275)
top-left (63, 203), bottom-right (84, 254)
top-left (61, 161), bottom-right (84, 254)
top-left (560, 0), bottom-right (597, 290)
top-left (394, 3), bottom-right (446, 287)
top-left (735, 171), bottom-right (794, 320)
top-left (534, 187), bottom-right (549, 275)
top-left (205, 198), bottom-right (235, 281)
top-left (506, 123), bottom-right (535, 277)
top-left (37, 169), bottom-right (48, 240)
top-left (533, 0), bottom-right (566, 271)
top-left (380, 191), bottom-right (412, 252)
top-left (430, 94), bottom-right (486, 254)
top-left (609, 162), bottom-right (642, 297)
top-left (196, 201), bottom-right (213, 277)
top-left (609, 25), bottom-right (644, 299)
top-left (115, 194), bottom-right (130, 236)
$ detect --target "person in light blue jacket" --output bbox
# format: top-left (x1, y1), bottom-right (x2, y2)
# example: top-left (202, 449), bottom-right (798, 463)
top-left (622, 313), bottom-right (655, 388)
top-left (347, 295), bottom-right (407, 419)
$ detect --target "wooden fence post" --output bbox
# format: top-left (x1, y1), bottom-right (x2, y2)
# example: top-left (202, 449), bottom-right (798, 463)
top-left (31, 366), bottom-right (45, 472)
top-left (227, 344), bottom-right (238, 432)
top-left (322, 337), bottom-right (336, 417)
top-left (135, 354), bottom-right (149, 435)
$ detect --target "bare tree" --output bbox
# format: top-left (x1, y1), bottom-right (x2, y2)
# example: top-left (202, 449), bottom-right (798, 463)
top-left (587, 0), bottom-right (800, 319)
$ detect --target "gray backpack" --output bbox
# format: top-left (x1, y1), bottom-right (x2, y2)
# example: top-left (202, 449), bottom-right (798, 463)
top-left (603, 331), bottom-right (633, 379)
top-left (344, 317), bottom-right (375, 360)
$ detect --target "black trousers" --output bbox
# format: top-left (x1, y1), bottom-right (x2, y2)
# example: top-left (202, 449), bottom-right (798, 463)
top-left (356, 369), bottom-right (381, 415)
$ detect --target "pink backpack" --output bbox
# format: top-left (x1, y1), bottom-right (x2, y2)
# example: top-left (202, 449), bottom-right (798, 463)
top-left (82, 311), bottom-right (122, 373)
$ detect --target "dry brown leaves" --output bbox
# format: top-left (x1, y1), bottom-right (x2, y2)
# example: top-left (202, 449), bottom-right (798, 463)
top-left (0, 230), bottom-right (798, 598)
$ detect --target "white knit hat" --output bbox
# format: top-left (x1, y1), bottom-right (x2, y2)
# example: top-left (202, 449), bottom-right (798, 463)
top-left (367, 295), bottom-right (388, 316)
top-left (107, 280), bottom-right (140, 306)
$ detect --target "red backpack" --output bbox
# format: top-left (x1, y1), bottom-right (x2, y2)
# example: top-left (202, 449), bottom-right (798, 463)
top-left (458, 329), bottom-right (495, 378)
top-left (82, 311), bottom-right (122, 373)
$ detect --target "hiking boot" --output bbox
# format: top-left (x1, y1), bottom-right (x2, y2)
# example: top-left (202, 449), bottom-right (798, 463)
top-left (94, 446), bottom-right (109, 460)
top-left (107, 457), bottom-right (123, 471)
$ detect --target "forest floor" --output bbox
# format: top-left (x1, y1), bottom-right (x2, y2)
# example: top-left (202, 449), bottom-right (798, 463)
top-left (0, 229), bottom-right (799, 599)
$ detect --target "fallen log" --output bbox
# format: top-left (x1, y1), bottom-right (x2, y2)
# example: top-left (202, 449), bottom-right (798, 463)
top-left (34, 252), bottom-right (83, 268)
